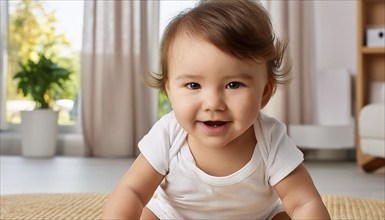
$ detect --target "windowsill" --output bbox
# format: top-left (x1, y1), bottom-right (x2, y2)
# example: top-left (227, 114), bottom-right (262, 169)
top-left (3, 123), bottom-right (82, 133)
top-left (0, 129), bottom-right (87, 156)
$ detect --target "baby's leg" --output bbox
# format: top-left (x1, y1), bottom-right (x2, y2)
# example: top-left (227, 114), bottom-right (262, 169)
top-left (140, 207), bottom-right (159, 220)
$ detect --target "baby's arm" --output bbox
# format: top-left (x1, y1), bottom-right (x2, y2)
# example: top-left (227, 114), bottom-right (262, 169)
top-left (274, 163), bottom-right (331, 219)
top-left (102, 154), bottom-right (164, 219)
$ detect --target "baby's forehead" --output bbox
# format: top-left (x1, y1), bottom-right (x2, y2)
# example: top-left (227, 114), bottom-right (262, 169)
top-left (169, 32), bottom-right (266, 65)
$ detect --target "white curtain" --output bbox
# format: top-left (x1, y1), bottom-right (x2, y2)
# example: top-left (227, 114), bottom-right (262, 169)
top-left (81, 1), bottom-right (159, 157)
top-left (262, 1), bottom-right (317, 125)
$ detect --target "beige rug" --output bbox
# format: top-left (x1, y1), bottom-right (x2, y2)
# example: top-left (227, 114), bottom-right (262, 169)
top-left (1, 193), bottom-right (384, 219)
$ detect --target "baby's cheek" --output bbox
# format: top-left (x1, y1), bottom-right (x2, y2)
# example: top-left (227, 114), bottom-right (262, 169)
top-left (171, 98), bottom-right (199, 117)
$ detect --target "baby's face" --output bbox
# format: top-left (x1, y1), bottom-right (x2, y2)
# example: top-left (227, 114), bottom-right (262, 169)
top-left (166, 34), bottom-right (270, 149)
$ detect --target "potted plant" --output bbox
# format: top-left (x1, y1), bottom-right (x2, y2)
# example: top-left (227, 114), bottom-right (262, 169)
top-left (13, 54), bottom-right (71, 157)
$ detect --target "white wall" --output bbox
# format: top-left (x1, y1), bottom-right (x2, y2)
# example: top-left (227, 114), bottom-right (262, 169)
top-left (314, 1), bottom-right (357, 75)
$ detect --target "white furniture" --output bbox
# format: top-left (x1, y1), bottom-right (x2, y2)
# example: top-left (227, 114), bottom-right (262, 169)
top-left (359, 104), bottom-right (385, 159)
top-left (356, 0), bottom-right (385, 172)
top-left (289, 69), bottom-right (355, 151)
top-left (289, 125), bottom-right (354, 150)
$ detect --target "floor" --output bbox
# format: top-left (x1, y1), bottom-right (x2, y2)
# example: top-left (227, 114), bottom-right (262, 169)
top-left (1, 156), bottom-right (384, 200)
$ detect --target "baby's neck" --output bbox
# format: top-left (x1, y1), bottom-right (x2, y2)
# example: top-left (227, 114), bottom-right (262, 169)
top-left (187, 126), bottom-right (257, 177)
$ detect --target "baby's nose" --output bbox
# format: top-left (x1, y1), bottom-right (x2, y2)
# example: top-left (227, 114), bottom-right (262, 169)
top-left (202, 90), bottom-right (226, 111)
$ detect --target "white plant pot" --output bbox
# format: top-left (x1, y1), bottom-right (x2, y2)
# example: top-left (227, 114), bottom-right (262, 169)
top-left (21, 109), bottom-right (58, 158)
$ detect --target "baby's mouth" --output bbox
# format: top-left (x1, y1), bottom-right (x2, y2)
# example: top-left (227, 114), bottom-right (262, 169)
top-left (203, 121), bottom-right (227, 127)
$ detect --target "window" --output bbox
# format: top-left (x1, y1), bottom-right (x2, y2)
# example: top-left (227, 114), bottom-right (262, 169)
top-left (158, 0), bottom-right (198, 118)
top-left (1, 0), bottom-right (197, 129)
top-left (1, 0), bottom-right (84, 131)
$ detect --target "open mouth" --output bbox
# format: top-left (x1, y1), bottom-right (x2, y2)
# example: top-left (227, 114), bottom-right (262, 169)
top-left (203, 121), bottom-right (227, 127)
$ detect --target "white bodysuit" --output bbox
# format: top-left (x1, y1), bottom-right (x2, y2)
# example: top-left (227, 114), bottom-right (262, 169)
top-left (139, 111), bottom-right (303, 219)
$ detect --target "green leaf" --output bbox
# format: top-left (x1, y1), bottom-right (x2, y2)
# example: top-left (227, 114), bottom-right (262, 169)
top-left (12, 53), bottom-right (72, 109)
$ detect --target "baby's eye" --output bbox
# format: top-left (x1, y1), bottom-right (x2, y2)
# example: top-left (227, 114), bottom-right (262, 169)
top-left (226, 81), bottom-right (243, 89)
top-left (186, 82), bottom-right (201, 90)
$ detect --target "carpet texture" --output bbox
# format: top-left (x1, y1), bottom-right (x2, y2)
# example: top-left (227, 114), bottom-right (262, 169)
top-left (1, 193), bottom-right (106, 220)
top-left (1, 193), bottom-right (384, 219)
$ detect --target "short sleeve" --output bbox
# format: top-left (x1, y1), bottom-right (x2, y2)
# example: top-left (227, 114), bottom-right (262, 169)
top-left (267, 123), bottom-right (304, 186)
top-left (138, 111), bottom-right (185, 176)
top-left (138, 116), bottom-right (171, 175)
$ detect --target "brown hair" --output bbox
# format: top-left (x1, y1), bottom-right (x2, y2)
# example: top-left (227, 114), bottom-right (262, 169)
top-left (147, 0), bottom-right (291, 95)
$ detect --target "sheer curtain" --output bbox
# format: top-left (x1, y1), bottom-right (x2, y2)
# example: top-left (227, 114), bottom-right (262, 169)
top-left (81, 1), bottom-right (159, 157)
top-left (262, 1), bottom-right (317, 125)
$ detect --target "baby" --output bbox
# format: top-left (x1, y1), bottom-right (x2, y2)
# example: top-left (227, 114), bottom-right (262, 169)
top-left (102, 0), bottom-right (330, 219)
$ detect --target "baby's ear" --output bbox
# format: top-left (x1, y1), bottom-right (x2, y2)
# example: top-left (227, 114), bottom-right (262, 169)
top-left (164, 80), bottom-right (170, 96)
top-left (261, 78), bottom-right (275, 108)
top-left (164, 80), bottom-right (173, 104)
